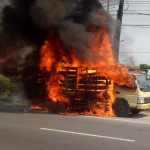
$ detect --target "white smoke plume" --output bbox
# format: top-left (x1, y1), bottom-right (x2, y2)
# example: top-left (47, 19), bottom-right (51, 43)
top-left (119, 35), bottom-right (135, 66)
top-left (18, 46), bottom-right (35, 59)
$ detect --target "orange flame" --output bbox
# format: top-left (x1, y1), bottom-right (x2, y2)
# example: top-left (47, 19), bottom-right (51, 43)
top-left (86, 26), bottom-right (134, 87)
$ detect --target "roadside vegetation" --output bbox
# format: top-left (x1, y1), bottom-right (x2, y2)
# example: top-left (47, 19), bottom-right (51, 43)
top-left (139, 64), bottom-right (150, 80)
top-left (0, 74), bottom-right (19, 101)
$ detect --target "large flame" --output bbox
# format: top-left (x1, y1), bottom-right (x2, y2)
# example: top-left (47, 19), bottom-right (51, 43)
top-left (30, 25), bottom-right (134, 116)
top-left (87, 26), bottom-right (134, 87)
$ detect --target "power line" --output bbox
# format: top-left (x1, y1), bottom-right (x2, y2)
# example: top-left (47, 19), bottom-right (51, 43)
top-left (120, 52), bottom-right (150, 53)
top-left (111, 12), bottom-right (150, 15)
top-left (131, 61), bottom-right (150, 62)
top-left (122, 23), bottom-right (150, 27)
top-left (124, 0), bottom-right (129, 11)
top-left (123, 5), bottom-right (150, 7)
top-left (103, 2), bottom-right (150, 28)
top-left (123, 26), bottom-right (150, 28)
top-left (123, 18), bottom-right (150, 20)
top-left (125, 0), bottom-right (150, 1)
top-left (124, 10), bottom-right (150, 15)
top-left (122, 24), bottom-right (150, 26)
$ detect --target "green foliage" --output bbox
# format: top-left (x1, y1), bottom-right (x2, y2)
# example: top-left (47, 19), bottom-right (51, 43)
top-left (139, 64), bottom-right (150, 80)
top-left (135, 66), bottom-right (140, 71)
top-left (140, 64), bottom-right (150, 74)
top-left (0, 74), bottom-right (18, 98)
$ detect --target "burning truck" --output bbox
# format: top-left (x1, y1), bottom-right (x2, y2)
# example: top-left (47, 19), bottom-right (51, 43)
top-left (26, 26), bottom-right (135, 117)
top-left (2, 0), bottom-right (150, 117)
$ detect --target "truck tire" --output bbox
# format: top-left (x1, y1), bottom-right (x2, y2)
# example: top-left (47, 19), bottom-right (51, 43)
top-left (131, 109), bottom-right (141, 115)
top-left (113, 100), bottom-right (130, 117)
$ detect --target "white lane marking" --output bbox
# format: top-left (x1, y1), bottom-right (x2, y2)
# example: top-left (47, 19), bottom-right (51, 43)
top-left (40, 128), bottom-right (135, 142)
top-left (83, 116), bottom-right (150, 125)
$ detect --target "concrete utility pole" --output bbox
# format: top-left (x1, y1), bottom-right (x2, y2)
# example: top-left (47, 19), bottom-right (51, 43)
top-left (107, 0), bottom-right (110, 12)
top-left (113, 0), bottom-right (124, 61)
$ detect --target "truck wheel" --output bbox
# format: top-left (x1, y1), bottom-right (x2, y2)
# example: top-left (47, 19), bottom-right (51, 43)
top-left (131, 109), bottom-right (141, 115)
top-left (113, 101), bottom-right (130, 117)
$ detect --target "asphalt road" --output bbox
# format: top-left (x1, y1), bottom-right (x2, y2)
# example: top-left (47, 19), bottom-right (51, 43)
top-left (0, 112), bottom-right (150, 150)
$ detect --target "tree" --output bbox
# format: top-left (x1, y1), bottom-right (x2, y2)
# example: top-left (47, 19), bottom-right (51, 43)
top-left (0, 74), bottom-right (18, 99)
top-left (140, 64), bottom-right (150, 78)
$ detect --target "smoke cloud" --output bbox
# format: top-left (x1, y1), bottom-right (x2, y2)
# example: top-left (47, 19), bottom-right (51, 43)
top-left (119, 33), bottom-right (135, 66)
top-left (2, 0), bottom-right (115, 51)
top-left (0, 0), bottom-right (10, 13)
top-left (29, 0), bottom-right (114, 59)
top-left (1, 0), bottom-right (116, 100)
top-left (30, 0), bottom-right (74, 28)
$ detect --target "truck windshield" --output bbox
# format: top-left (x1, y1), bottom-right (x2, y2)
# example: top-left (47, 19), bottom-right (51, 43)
top-left (136, 75), bottom-right (150, 92)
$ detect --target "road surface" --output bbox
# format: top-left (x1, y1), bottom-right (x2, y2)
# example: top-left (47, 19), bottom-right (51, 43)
top-left (0, 112), bottom-right (150, 150)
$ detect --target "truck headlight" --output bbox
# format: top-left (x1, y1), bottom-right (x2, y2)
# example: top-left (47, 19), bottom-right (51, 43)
top-left (137, 96), bottom-right (145, 104)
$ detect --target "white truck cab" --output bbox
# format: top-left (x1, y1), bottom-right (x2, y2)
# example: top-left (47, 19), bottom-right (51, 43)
top-left (113, 73), bottom-right (150, 117)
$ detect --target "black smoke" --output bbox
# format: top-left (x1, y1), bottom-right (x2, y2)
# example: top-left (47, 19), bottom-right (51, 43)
top-left (70, 0), bottom-right (103, 23)
top-left (2, 0), bottom-right (47, 45)
top-left (2, 0), bottom-right (103, 42)
top-left (1, 0), bottom-right (114, 100)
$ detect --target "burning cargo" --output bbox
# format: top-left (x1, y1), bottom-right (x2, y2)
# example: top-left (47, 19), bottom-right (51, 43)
top-left (37, 66), bottom-right (114, 115)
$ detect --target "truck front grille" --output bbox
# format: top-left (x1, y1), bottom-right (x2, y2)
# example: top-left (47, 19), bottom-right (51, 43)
top-left (144, 97), bottom-right (150, 103)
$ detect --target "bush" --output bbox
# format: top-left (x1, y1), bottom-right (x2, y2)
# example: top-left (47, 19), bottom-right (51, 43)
top-left (0, 74), bottom-right (18, 99)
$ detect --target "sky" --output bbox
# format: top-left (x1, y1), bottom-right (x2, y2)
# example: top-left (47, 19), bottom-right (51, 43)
top-left (102, 0), bottom-right (150, 66)
top-left (121, 0), bottom-right (150, 66)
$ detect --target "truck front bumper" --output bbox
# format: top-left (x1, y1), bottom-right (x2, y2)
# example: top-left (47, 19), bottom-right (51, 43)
top-left (137, 103), bottom-right (150, 110)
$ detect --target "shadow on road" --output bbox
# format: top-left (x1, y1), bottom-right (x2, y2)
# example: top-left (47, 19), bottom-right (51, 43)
top-left (0, 101), bottom-right (150, 119)
top-left (127, 112), bottom-right (149, 119)
top-left (0, 105), bottom-right (28, 113)
top-left (0, 100), bottom-right (29, 113)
